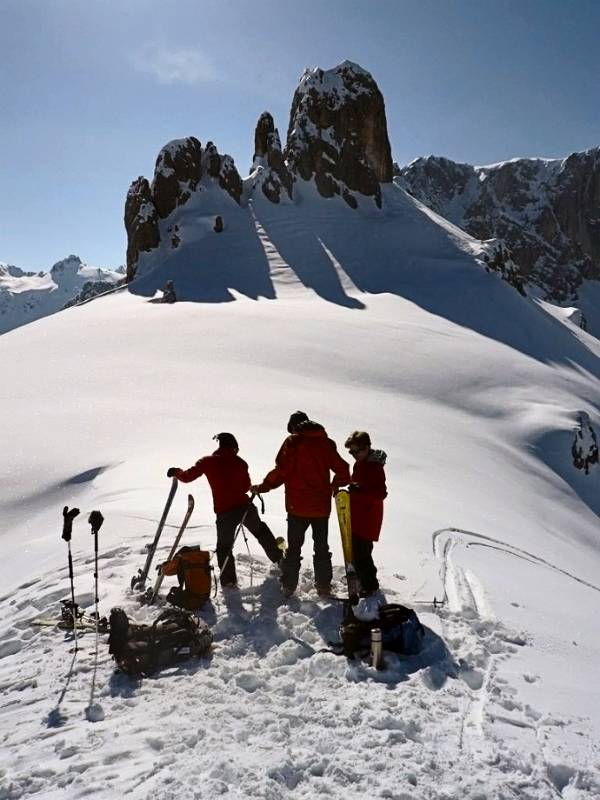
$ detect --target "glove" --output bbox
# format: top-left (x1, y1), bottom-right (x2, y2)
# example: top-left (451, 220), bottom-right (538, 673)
top-left (167, 467), bottom-right (178, 478)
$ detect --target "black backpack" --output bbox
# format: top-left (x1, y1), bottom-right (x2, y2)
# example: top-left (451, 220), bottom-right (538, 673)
top-left (108, 607), bottom-right (213, 677)
top-left (340, 603), bottom-right (425, 658)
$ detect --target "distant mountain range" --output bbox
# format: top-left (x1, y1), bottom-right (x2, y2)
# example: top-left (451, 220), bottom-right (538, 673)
top-left (396, 149), bottom-right (600, 303)
top-left (0, 255), bottom-right (124, 335)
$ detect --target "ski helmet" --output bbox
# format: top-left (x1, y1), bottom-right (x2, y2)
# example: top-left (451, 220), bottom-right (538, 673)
top-left (213, 432), bottom-right (239, 450)
top-left (287, 410), bottom-right (309, 433)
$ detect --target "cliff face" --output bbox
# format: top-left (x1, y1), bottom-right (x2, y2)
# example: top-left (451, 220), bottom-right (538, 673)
top-left (284, 61), bottom-right (393, 209)
top-left (397, 149), bottom-right (600, 302)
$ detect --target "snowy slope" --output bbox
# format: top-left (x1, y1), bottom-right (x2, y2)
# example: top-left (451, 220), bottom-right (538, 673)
top-left (0, 255), bottom-right (124, 335)
top-left (1, 190), bottom-right (599, 799)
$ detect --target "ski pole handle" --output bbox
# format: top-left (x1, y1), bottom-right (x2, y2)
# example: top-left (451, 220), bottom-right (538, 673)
top-left (88, 510), bottom-right (104, 535)
top-left (62, 506), bottom-right (80, 542)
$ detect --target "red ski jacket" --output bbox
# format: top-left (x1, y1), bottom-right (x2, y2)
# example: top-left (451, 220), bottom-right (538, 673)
top-left (256, 422), bottom-right (351, 518)
top-left (349, 451), bottom-right (387, 542)
top-left (173, 447), bottom-right (251, 514)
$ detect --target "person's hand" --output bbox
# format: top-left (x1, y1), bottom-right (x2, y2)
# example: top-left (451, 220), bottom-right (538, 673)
top-left (348, 483), bottom-right (360, 492)
top-left (167, 467), bottom-right (178, 478)
top-left (250, 484), bottom-right (263, 494)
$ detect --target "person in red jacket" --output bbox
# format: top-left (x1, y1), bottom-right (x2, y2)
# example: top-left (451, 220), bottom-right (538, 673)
top-left (344, 430), bottom-right (387, 596)
top-left (252, 411), bottom-right (351, 598)
top-left (167, 432), bottom-right (283, 588)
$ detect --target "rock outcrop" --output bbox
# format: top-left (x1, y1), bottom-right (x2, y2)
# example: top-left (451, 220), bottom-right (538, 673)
top-left (397, 149), bottom-right (600, 302)
top-left (572, 412), bottom-right (599, 474)
top-left (202, 142), bottom-right (243, 204)
top-left (251, 112), bottom-right (293, 203)
top-left (284, 61), bottom-right (393, 208)
top-left (152, 137), bottom-right (203, 219)
top-left (124, 138), bottom-right (243, 280)
top-left (124, 178), bottom-right (160, 282)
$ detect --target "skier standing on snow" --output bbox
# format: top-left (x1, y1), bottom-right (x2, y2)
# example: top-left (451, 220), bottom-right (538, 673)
top-left (252, 411), bottom-right (350, 598)
top-left (167, 433), bottom-right (283, 588)
top-left (343, 430), bottom-right (387, 596)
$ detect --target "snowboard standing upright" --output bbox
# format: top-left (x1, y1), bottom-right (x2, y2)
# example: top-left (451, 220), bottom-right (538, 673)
top-left (335, 489), bottom-right (360, 603)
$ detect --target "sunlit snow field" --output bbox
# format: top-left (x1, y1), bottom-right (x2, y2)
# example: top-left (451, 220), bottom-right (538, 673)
top-left (1, 184), bottom-right (599, 798)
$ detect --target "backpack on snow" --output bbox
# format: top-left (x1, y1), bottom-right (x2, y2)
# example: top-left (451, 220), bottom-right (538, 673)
top-left (340, 603), bottom-right (425, 658)
top-left (108, 606), bottom-right (213, 677)
top-left (160, 545), bottom-right (212, 610)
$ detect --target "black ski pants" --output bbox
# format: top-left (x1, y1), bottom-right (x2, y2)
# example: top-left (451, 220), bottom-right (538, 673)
top-left (352, 534), bottom-right (379, 594)
top-left (280, 515), bottom-right (331, 592)
top-left (216, 502), bottom-right (282, 586)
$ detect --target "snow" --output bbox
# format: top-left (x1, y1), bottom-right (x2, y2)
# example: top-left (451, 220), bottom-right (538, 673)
top-left (1, 183), bottom-right (600, 799)
top-left (295, 61), bottom-right (373, 109)
top-left (0, 255), bottom-right (123, 334)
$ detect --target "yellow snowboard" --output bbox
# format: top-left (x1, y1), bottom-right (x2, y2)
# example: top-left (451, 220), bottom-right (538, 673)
top-left (335, 489), bottom-right (353, 563)
top-left (335, 489), bottom-right (359, 601)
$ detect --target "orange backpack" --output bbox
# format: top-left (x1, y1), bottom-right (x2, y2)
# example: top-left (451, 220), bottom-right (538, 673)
top-left (161, 546), bottom-right (212, 610)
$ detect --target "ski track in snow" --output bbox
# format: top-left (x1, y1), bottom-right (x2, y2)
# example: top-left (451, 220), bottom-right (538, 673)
top-left (433, 528), bottom-right (600, 799)
top-left (0, 531), bottom-right (598, 800)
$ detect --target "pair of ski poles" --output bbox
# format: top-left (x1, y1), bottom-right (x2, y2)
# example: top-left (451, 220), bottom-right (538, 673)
top-left (61, 506), bottom-right (104, 651)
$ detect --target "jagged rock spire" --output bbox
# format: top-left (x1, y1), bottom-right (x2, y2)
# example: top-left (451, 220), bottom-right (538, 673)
top-left (284, 61), bottom-right (393, 208)
top-left (252, 112), bottom-right (293, 203)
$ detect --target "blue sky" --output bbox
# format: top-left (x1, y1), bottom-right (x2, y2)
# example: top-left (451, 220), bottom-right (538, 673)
top-left (2, 0), bottom-right (599, 271)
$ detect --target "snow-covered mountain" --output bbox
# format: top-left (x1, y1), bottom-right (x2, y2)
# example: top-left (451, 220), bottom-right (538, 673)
top-left (0, 255), bottom-right (124, 335)
top-left (0, 61), bottom-right (599, 799)
top-left (123, 61), bottom-right (521, 308)
top-left (396, 149), bottom-right (600, 309)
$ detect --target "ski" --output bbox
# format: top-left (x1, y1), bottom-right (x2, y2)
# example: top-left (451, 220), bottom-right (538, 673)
top-left (130, 477), bottom-right (178, 591)
top-left (142, 494), bottom-right (195, 604)
top-left (335, 489), bottom-right (360, 603)
top-left (32, 616), bottom-right (108, 633)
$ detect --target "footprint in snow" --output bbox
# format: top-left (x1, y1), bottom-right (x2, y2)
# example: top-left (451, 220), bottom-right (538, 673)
top-left (0, 638), bottom-right (23, 659)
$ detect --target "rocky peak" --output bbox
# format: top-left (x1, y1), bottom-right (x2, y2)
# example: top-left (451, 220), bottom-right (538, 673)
top-left (398, 148), bottom-right (600, 302)
top-left (124, 137), bottom-right (244, 280)
top-left (50, 255), bottom-right (83, 283)
top-left (284, 60), bottom-right (393, 208)
top-left (152, 137), bottom-right (203, 219)
top-left (251, 112), bottom-right (293, 203)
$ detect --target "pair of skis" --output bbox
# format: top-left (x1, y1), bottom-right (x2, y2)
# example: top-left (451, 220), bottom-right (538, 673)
top-left (130, 478), bottom-right (195, 605)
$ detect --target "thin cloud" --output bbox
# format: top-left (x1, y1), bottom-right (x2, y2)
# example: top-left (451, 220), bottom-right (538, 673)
top-left (133, 43), bottom-right (217, 85)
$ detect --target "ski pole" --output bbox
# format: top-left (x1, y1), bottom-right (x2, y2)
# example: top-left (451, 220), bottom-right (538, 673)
top-left (86, 510), bottom-right (104, 722)
top-left (88, 511), bottom-right (104, 623)
top-left (62, 506), bottom-right (80, 651)
top-left (218, 494), bottom-right (256, 586)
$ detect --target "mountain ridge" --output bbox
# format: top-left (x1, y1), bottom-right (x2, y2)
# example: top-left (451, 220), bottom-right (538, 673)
top-left (397, 146), bottom-right (600, 304)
